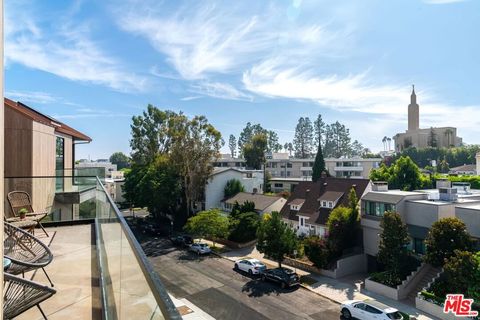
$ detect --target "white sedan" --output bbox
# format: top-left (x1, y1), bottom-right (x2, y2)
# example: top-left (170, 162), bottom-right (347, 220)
top-left (189, 243), bottom-right (211, 255)
top-left (341, 300), bottom-right (404, 320)
top-left (234, 258), bottom-right (266, 275)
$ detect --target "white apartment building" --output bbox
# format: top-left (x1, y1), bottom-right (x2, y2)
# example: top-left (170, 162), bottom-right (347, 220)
top-left (213, 154), bottom-right (381, 183)
top-left (204, 168), bottom-right (264, 210)
top-left (76, 159), bottom-right (118, 178)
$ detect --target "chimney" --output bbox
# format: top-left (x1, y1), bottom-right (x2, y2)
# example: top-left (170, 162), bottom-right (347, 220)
top-left (439, 187), bottom-right (458, 202)
top-left (436, 178), bottom-right (451, 190)
top-left (372, 181), bottom-right (388, 192)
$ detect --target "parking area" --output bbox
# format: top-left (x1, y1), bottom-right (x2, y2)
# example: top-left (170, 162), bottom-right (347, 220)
top-left (142, 236), bottom-right (341, 320)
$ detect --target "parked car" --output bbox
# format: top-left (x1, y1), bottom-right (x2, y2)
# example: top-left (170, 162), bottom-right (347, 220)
top-left (189, 243), bottom-right (211, 255)
top-left (261, 267), bottom-right (300, 288)
top-left (170, 235), bottom-right (193, 247)
top-left (340, 300), bottom-right (404, 320)
top-left (234, 259), bottom-right (266, 275)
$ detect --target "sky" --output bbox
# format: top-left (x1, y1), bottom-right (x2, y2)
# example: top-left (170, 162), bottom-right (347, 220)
top-left (5, 0), bottom-right (480, 160)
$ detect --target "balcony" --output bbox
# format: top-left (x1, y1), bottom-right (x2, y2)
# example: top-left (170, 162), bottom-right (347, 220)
top-left (333, 166), bottom-right (363, 172)
top-left (4, 176), bottom-right (181, 320)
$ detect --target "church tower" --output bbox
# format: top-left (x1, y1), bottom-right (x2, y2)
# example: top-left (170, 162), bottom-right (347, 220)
top-left (408, 85), bottom-right (419, 131)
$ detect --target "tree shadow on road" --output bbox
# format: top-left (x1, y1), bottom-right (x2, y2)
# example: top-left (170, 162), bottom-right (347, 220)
top-left (241, 279), bottom-right (298, 298)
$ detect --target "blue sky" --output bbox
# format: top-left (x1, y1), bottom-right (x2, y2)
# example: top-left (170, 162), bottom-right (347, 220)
top-left (5, 0), bottom-right (480, 159)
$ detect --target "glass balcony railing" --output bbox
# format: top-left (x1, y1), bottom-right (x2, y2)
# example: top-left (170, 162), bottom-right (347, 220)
top-left (4, 175), bottom-right (181, 320)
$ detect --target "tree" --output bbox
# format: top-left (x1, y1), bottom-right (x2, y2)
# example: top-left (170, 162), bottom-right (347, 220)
top-left (243, 133), bottom-right (267, 170)
top-left (293, 117), bottom-right (314, 158)
top-left (287, 143), bottom-right (293, 156)
top-left (184, 209), bottom-right (230, 246)
top-left (256, 211), bottom-right (298, 267)
top-left (311, 141), bottom-right (326, 182)
top-left (313, 114), bottom-right (325, 148)
top-left (130, 105), bottom-right (177, 164)
top-left (224, 179), bottom-right (245, 199)
top-left (348, 187), bottom-right (359, 223)
top-left (424, 217), bottom-right (474, 267)
top-left (123, 155), bottom-right (182, 220)
top-left (428, 128), bottom-right (438, 148)
top-left (169, 114), bottom-right (223, 218)
top-left (230, 200), bottom-right (256, 218)
top-left (382, 136), bottom-right (387, 151)
top-left (370, 156), bottom-right (426, 191)
top-left (109, 152), bottom-right (130, 170)
top-left (350, 140), bottom-right (364, 157)
top-left (377, 212), bottom-right (410, 275)
top-left (326, 206), bottom-right (355, 257)
top-left (229, 212), bottom-right (260, 243)
top-left (437, 158), bottom-right (450, 173)
top-left (267, 130), bottom-right (282, 153)
top-left (303, 236), bottom-right (329, 269)
top-left (238, 122), bottom-right (267, 156)
top-left (228, 134), bottom-right (237, 157)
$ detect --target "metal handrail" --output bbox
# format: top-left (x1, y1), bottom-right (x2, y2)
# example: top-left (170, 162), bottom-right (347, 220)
top-left (95, 177), bottom-right (181, 320)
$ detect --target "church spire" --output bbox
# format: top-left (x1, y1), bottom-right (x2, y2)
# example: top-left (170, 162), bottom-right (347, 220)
top-left (411, 84), bottom-right (416, 104)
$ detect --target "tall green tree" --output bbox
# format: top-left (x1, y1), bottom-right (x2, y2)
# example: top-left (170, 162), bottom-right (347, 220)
top-left (293, 117), bottom-right (314, 158)
top-left (313, 114), bottom-right (325, 148)
top-left (229, 212), bottom-right (260, 243)
top-left (424, 217), bottom-right (474, 267)
top-left (238, 123), bottom-right (267, 156)
top-left (370, 156), bottom-right (428, 191)
top-left (228, 134), bottom-right (237, 158)
top-left (224, 179), bottom-right (245, 198)
top-left (109, 152), bottom-right (130, 170)
top-left (326, 206), bottom-right (355, 257)
top-left (377, 212), bottom-right (410, 275)
top-left (243, 133), bottom-right (268, 170)
top-left (311, 141), bottom-right (326, 182)
top-left (184, 209), bottom-right (230, 246)
top-left (256, 211), bottom-right (298, 267)
top-left (267, 130), bottom-right (282, 153)
top-left (170, 114), bottom-right (223, 218)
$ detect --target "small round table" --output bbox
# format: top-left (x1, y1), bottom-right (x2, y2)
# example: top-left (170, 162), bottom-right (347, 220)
top-left (4, 257), bottom-right (12, 271)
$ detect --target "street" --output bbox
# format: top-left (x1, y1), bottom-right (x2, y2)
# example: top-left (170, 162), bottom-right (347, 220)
top-left (146, 238), bottom-right (341, 320)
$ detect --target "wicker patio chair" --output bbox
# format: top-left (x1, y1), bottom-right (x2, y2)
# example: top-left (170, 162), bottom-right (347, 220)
top-left (3, 273), bottom-right (56, 319)
top-left (4, 222), bottom-right (54, 287)
top-left (7, 191), bottom-right (50, 237)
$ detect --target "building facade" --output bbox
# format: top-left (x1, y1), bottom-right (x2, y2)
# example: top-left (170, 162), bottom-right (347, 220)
top-left (393, 86), bottom-right (462, 152)
top-left (204, 168), bottom-right (264, 210)
top-left (281, 177), bottom-right (371, 237)
top-left (222, 192), bottom-right (286, 216)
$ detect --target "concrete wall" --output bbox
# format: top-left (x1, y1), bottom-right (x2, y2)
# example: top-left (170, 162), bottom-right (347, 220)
top-left (415, 297), bottom-right (456, 320)
top-left (361, 218), bottom-right (381, 256)
top-left (455, 206), bottom-right (480, 238)
top-left (205, 170), bottom-right (264, 210)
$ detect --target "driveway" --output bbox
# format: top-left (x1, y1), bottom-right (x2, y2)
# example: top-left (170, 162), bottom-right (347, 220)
top-left (146, 238), bottom-right (341, 320)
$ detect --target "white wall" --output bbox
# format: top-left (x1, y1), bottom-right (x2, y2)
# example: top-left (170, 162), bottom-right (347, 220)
top-left (205, 170), bottom-right (264, 210)
top-left (456, 207), bottom-right (480, 238)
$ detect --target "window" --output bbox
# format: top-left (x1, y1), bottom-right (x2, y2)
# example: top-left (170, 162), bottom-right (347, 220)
top-left (56, 136), bottom-right (65, 191)
top-left (299, 217), bottom-right (305, 227)
top-left (287, 171), bottom-right (291, 177)
top-left (365, 306), bottom-right (382, 314)
top-left (364, 201), bottom-right (396, 217)
top-left (274, 183), bottom-right (283, 188)
top-left (354, 303), bottom-right (366, 310)
top-left (328, 201), bottom-right (333, 208)
top-left (287, 162), bottom-right (292, 168)
top-left (412, 238), bottom-right (425, 255)
top-left (271, 163), bottom-right (278, 168)
top-left (321, 201), bottom-right (327, 207)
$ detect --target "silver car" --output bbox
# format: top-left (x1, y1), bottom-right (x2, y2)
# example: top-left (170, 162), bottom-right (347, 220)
top-left (189, 243), bottom-right (211, 255)
top-left (234, 258), bottom-right (266, 275)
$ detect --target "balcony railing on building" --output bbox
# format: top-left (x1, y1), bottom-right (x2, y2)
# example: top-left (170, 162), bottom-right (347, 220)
top-left (4, 174), bottom-right (181, 320)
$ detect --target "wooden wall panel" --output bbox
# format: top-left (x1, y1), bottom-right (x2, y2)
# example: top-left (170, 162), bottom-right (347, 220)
top-left (4, 107), bottom-right (33, 177)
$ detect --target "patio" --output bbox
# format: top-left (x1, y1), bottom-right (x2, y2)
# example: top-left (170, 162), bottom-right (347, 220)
top-left (13, 224), bottom-right (101, 320)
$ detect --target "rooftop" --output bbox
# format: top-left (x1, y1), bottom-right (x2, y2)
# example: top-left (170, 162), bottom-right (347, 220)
top-left (224, 192), bottom-right (283, 210)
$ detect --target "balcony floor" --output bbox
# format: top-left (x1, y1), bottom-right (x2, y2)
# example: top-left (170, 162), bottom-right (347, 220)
top-left (15, 224), bottom-right (101, 320)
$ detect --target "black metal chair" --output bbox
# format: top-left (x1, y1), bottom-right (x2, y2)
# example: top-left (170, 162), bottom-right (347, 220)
top-left (4, 221), bottom-right (54, 286)
top-left (3, 273), bottom-right (56, 319)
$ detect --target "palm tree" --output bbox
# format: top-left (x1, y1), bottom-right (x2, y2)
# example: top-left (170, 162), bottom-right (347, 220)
top-left (382, 136), bottom-right (387, 151)
top-left (444, 129), bottom-right (453, 148)
top-left (387, 137), bottom-right (392, 151)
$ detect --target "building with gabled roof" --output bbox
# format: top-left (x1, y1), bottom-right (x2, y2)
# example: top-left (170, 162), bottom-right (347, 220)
top-left (280, 177), bottom-right (371, 237)
top-left (222, 192), bottom-right (286, 216)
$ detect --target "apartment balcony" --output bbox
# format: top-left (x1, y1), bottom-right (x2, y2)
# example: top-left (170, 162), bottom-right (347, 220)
top-left (4, 176), bottom-right (181, 320)
top-left (333, 166), bottom-right (363, 172)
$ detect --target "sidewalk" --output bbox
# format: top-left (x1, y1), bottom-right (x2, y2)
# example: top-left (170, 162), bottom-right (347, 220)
top-left (214, 244), bottom-right (438, 320)
top-left (169, 294), bottom-right (216, 320)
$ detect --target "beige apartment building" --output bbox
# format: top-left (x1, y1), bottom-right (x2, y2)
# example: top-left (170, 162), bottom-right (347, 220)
top-left (4, 98), bottom-right (92, 220)
top-left (361, 180), bottom-right (480, 270)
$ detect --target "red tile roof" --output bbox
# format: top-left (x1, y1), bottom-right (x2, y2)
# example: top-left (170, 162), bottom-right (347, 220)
top-left (281, 177), bottom-right (370, 226)
top-left (5, 98), bottom-right (92, 142)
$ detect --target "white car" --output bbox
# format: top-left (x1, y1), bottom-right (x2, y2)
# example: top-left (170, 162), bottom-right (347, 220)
top-left (189, 243), bottom-right (211, 255)
top-left (341, 300), bottom-right (404, 320)
top-left (234, 258), bottom-right (267, 275)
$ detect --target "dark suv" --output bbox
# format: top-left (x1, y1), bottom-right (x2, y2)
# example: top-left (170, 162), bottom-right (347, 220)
top-left (261, 267), bottom-right (300, 288)
top-left (170, 235), bottom-right (194, 247)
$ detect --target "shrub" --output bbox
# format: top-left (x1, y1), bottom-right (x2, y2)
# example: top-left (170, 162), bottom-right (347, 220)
top-left (370, 271), bottom-right (403, 288)
top-left (228, 212), bottom-right (260, 243)
top-left (224, 179), bottom-right (245, 198)
top-left (424, 217), bottom-right (474, 267)
top-left (377, 212), bottom-right (410, 276)
top-left (326, 206), bottom-right (355, 257)
top-left (303, 236), bottom-right (330, 269)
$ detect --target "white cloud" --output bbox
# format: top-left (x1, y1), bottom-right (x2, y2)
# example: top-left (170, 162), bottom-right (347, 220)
top-left (5, 2), bottom-right (147, 92)
top-left (190, 82), bottom-right (253, 101)
top-left (5, 90), bottom-right (60, 104)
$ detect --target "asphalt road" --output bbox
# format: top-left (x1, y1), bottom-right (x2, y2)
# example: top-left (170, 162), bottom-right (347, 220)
top-left (146, 238), bottom-right (341, 320)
